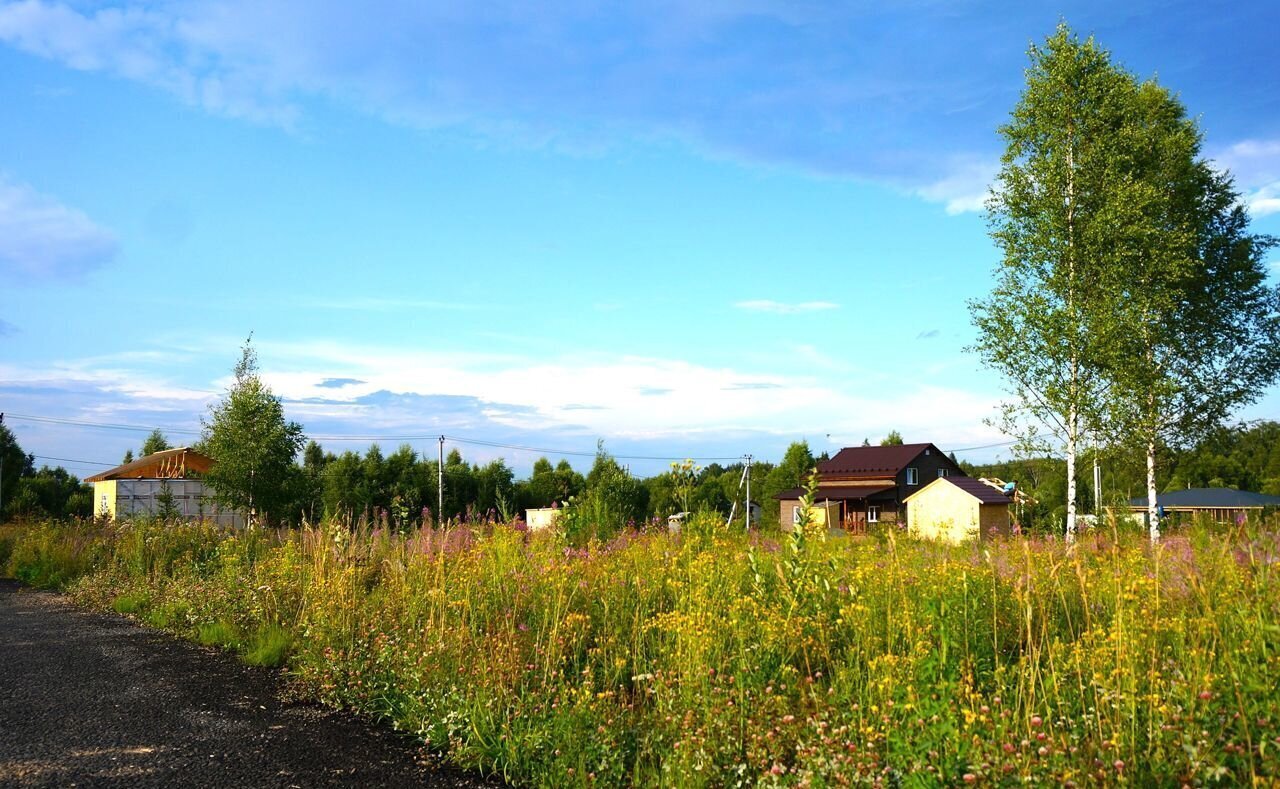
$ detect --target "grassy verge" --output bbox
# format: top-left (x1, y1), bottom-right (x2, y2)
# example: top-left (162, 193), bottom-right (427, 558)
top-left (4, 515), bottom-right (1279, 786)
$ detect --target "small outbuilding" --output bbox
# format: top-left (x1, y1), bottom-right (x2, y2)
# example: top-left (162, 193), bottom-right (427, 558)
top-left (905, 476), bottom-right (1012, 543)
top-left (524, 507), bottom-right (563, 532)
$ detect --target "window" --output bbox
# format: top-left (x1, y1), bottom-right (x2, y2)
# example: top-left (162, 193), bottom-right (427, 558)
top-left (938, 468), bottom-right (950, 478)
top-left (867, 505), bottom-right (880, 523)
top-left (906, 467), bottom-right (919, 485)
top-left (792, 506), bottom-right (802, 525)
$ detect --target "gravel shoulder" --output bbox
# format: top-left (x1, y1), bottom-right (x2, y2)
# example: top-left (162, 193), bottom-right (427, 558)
top-left (0, 579), bottom-right (500, 788)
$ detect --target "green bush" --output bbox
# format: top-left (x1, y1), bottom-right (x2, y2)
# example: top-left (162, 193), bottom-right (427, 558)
top-left (243, 625), bottom-right (291, 667)
top-left (111, 594), bottom-right (146, 615)
top-left (196, 620), bottom-right (240, 649)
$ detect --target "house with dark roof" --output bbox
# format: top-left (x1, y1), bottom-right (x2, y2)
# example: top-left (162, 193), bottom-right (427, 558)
top-left (1128, 487), bottom-right (1280, 525)
top-left (85, 447), bottom-right (240, 525)
top-left (775, 442), bottom-right (965, 532)
top-left (905, 476), bottom-right (1013, 542)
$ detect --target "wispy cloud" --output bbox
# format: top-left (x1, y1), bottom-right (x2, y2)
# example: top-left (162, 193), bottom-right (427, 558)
top-left (916, 329), bottom-right (940, 340)
top-left (0, 1), bottom-right (1037, 204)
top-left (1211, 138), bottom-right (1280, 217)
top-left (735, 300), bottom-right (839, 315)
top-left (913, 157), bottom-right (996, 215)
top-left (0, 317), bottom-right (17, 336)
top-left (1, 338), bottom-right (1013, 472)
top-left (316, 377), bottom-right (365, 389)
top-left (0, 175), bottom-right (118, 279)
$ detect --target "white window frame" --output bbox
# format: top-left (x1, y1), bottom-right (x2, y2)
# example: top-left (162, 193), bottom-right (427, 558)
top-left (938, 468), bottom-right (950, 478)
top-left (906, 467), bottom-right (919, 486)
top-left (792, 505), bottom-right (802, 525)
top-left (867, 505), bottom-right (880, 523)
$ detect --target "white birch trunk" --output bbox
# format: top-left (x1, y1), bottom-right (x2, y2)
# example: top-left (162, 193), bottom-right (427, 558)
top-left (1065, 403), bottom-right (1077, 542)
top-left (1147, 437), bottom-right (1160, 541)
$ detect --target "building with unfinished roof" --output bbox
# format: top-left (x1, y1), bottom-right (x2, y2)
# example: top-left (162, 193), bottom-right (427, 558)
top-left (85, 447), bottom-right (241, 526)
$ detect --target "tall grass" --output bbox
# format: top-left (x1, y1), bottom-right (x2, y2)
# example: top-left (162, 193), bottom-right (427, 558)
top-left (4, 514), bottom-right (1278, 785)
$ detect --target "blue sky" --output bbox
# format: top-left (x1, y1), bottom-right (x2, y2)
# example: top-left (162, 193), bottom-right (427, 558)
top-left (2, 0), bottom-right (1279, 477)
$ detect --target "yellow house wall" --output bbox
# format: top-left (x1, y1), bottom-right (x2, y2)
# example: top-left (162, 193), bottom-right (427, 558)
top-left (907, 480), bottom-right (980, 543)
top-left (93, 480), bottom-right (117, 519)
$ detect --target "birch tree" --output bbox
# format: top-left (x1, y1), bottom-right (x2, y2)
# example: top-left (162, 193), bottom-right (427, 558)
top-left (971, 25), bottom-right (1132, 540)
top-left (1101, 83), bottom-right (1280, 538)
top-left (202, 337), bottom-right (306, 526)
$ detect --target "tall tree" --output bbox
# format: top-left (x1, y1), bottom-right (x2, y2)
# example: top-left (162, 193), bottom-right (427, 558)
top-left (140, 429), bottom-right (172, 457)
top-left (201, 337), bottom-right (305, 526)
top-left (1101, 85), bottom-right (1280, 537)
top-left (880, 430), bottom-right (904, 446)
top-left (971, 25), bottom-right (1140, 540)
top-left (1, 423), bottom-right (34, 521)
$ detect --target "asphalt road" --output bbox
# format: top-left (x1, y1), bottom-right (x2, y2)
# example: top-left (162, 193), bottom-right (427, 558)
top-left (0, 580), bottom-right (498, 788)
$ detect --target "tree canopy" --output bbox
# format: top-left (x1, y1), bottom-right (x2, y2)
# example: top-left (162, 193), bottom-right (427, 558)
top-left (970, 23), bottom-right (1280, 539)
top-left (201, 337), bottom-right (306, 526)
top-left (140, 429), bottom-right (172, 457)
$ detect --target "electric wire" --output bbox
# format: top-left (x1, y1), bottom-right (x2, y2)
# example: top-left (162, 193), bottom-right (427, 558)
top-left (7, 410), bottom-right (1018, 469)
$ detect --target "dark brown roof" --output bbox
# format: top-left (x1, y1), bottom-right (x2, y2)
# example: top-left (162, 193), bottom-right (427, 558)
top-left (773, 484), bottom-right (895, 501)
top-left (905, 475), bottom-right (1010, 504)
top-left (85, 447), bottom-right (214, 482)
top-left (819, 443), bottom-right (944, 476)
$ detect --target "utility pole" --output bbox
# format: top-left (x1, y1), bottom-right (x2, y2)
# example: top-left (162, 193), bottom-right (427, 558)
top-left (0, 412), bottom-right (5, 522)
top-left (744, 454), bottom-right (752, 530)
top-left (438, 436), bottom-right (445, 527)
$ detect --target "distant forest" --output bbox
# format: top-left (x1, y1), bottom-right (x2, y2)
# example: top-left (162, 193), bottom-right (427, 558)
top-left (961, 420), bottom-right (1280, 526)
top-left (4, 420), bottom-right (1280, 529)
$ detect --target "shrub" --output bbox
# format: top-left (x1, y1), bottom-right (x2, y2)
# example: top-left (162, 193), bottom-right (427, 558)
top-left (244, 625), bottom-right (291, 667)
top-left (111, 594), bottom-right (146, 615)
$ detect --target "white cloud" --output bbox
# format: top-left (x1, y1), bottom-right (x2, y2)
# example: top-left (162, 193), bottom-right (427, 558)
top-left (734, 300), bottom-right (839, 314)
top-left (0, 0), bottom-right (297, 124)
top-left (0, 175), bottom-right (118, 278)
top-left (913, 157), bottom-right (997, 215)
top-left (1246, 183), bottom-right (1280, 218)
top-left (1210, 138), bottom-right (1280, 218)
top-left (0, 337), bottom-right (1007, 463)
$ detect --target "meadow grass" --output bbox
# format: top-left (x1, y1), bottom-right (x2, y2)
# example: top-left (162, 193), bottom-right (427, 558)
top-left (4, 514), bottom-right (1278, 786)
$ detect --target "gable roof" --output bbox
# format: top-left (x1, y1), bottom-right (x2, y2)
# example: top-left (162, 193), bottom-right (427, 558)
top-left (1128, 488), bottom-right (1280, 509)
top-left (773, 484), bottom-right (896, 501)
top-left (85, 447), bottom-right (214, 482)
top-left (819, 443), bottom-right (947, 477)
top-left (905, 475), bottom-right (1011, 505)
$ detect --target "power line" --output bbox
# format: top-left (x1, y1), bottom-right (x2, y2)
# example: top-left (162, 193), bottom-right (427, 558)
top-left (6, 410), bottom-right (1018, 464)
top-left (32, 454), bottom-right (116, 467)
top-left (4, 412), bottom-right (747, 463)
top-left (443, 435), bottom-right (743, 462)
top-left (5, 413), bottom-right (202, 435)
top-left (947, 439), bottom-right (1020, 453)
